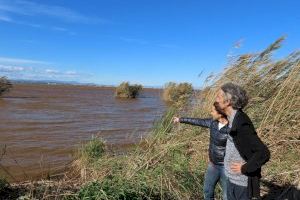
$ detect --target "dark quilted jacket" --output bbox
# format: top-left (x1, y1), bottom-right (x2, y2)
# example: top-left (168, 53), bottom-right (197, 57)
top-left (179, 117), bottom-right (229, 165)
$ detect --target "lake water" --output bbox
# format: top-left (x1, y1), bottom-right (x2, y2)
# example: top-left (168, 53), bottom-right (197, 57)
top-left (0, 84), bottom-right (166, 182)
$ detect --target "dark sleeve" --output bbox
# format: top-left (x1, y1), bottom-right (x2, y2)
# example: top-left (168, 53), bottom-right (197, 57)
top-left (240, 124), bottom-right (270, 174)
top-left (179, 117), bottom-right (213, 128)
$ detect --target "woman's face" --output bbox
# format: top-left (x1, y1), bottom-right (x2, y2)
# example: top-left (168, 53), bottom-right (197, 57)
top-left (216, 89), bottom-right (229, 110)
top-left (210, 105), bottom-right (222, 120)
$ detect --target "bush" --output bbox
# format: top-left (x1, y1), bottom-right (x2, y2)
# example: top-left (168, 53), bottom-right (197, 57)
top-left (80, 137), bottom-right (106, 162)
top-left (162, 82), bottom-right (193, 106)
top-left (115, 82), bottom-right (143, 98)
top-left (0, 77), bottom-right (12, 96)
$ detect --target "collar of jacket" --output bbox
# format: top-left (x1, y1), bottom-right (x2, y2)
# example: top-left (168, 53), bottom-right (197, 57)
top-left (229, 110), bottom-right (251, 137)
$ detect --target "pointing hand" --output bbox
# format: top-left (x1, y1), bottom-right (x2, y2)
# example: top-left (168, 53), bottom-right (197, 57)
top-left (173, 117), bottom-right (180, 123)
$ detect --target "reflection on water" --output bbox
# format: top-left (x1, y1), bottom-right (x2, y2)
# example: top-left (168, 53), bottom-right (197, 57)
top-left (0, 84), bottom-right (166, 182)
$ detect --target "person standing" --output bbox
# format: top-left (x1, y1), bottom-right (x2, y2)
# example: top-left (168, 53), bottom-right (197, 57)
top-left (215, 82), bottom-right (270, 200)
top-left (173, 102), bottom-right (229, 200)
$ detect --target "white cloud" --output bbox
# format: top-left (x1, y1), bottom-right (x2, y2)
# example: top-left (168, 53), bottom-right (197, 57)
top-left (0, 57), bottom-right (91, 83)
top-left (45, 69), bottom-right (59, 74)
top-left (3, 19), bottom-right (76, 35)
top-left (0, 56), bottom-right (49, 65)
top-left (2, 66), bottom-right (84, 81)
top-left (0, 0), bottom-right (108, 24)
top-left (44, 69), bottom-right (80, 78)
top-left (0, 10), bottom-right (75, 34)
top-left (0, 1), bottom-right (92, 35)
top-left (0, 0), bottom-right (109, 36)
top-left (0, 64), bottom-right (25, 72)
top-left (65, 71), bottom-right (77, 75)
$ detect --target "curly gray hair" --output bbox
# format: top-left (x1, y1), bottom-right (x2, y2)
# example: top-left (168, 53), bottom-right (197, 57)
top-left (220, 83), bottom-right (249, 110)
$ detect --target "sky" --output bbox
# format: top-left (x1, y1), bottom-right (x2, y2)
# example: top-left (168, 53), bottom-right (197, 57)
top-left (0, 0), bottom-right (299, 87)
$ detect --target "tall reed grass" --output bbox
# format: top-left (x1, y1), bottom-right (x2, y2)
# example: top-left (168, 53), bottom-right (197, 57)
top-left (162, 82), bottom-right (193, 107)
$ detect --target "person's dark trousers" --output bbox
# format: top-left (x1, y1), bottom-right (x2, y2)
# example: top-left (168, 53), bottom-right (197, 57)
top-left (203, 162), bottom-right (228, 200)
top-left (227, 179), bottom-right (250, 200)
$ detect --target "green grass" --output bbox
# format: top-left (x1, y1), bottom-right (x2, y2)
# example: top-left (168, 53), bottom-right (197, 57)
top-left (83, 138), bottom-right (106, 159)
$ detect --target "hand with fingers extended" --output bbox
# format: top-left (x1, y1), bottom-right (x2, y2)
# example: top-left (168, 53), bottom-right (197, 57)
top-left (173, 117), bottom-right (180, 124)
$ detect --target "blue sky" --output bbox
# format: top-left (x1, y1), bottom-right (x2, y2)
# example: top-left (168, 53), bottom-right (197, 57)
top-left (0, 0), bottom-right (299, 87)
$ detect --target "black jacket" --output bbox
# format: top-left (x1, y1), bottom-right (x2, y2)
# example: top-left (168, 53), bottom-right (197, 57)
top-left (230, 110), bottom-right (270, 198)
top-left (179, 117), bottom-right (229, 165)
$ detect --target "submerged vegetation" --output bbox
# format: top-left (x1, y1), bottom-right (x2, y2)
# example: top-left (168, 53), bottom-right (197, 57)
top-left (162, 82), bottom-right (193, 106)
top-left (4, 37), bottom-right (300, 199)
top-left (115, 82), bottom-right (143, 99)
top-left (0, 77), bottom-right (13, 96)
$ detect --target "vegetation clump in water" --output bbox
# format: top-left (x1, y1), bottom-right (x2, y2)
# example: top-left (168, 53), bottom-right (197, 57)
top-left (0, 77), bottom-right (12, 96)
top-left (115, 82), bottom-right (143, 99)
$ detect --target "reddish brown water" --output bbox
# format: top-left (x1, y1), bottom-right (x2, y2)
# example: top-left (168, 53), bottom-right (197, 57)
top-left (0, 84), bottom-right (166, 182)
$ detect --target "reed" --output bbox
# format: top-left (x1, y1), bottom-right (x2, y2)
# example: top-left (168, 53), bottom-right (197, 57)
top-left (162, 82), bottom-right (193, 107)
